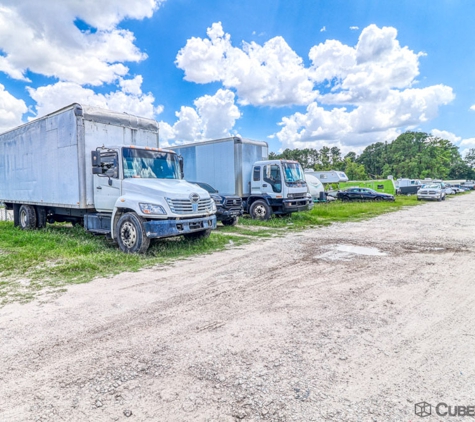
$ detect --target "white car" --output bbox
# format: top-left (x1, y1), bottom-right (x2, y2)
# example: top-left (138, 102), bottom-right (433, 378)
top-left (417, 183), bottom-right (446, 201)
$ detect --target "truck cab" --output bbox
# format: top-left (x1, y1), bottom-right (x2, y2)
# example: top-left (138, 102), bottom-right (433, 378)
top-left (248, 160), bottom-right (312, 219)
top-left (89, 145), bottom-right (217, 253)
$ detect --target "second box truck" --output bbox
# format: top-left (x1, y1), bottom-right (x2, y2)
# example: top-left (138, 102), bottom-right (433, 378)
top-left (172, 137), bottom-right (312, 220)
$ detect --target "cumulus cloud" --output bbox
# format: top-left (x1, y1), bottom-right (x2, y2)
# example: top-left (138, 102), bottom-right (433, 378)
top-left (470, 105), bottom-right (475, 111)
top-left (430, 129), bottom-right (461, 144)
top-left (176, 22), bottom-right (316, 106)
top-left (176, 22), bottom-right (454, 150)
top-left (0, 0), bottom-right (162, 85)
top-left (27, 77), bottom-right (162, 119)
top-left (160, 89), bottom-right (241, 146)
top-left (0, 84), bottom-right (28, 133)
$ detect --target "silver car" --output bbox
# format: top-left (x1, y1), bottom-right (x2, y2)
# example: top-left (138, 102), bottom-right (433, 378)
top-left (417, 183), bottom-right (446, 201)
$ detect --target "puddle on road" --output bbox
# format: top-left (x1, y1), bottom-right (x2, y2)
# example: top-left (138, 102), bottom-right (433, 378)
top-left (316, 244), bottom-right (387, 261)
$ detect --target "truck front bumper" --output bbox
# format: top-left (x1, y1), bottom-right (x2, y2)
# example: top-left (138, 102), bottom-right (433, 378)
top-left (143, 215), bottom-right (217, 238)
top-left (282, 198), bottom-right (313, 212)
top-left (216, 207), bottom-right (244, 220)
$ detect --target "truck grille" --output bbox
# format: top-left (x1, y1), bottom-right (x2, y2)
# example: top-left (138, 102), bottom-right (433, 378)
top-left (225, 198), bottom-right (242, 207)
top-left (166, 198), bottom-right (214, 214)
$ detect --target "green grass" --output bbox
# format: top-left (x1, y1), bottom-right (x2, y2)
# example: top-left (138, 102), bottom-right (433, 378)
top-left (0, 193), bottom-right (456, 305)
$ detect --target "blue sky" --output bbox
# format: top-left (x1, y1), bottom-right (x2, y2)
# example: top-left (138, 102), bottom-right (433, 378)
top-left (0, 0), bottom-right (474, 155)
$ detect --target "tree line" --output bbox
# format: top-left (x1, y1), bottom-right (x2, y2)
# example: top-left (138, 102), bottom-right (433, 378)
top-left (269, 132), bottom-right (475, 180)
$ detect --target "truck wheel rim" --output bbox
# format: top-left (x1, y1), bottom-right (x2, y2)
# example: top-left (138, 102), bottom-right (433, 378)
top-left (121, 221), bottom-right (137, 248)
top-left (255, 205), bottom-right (266, 217)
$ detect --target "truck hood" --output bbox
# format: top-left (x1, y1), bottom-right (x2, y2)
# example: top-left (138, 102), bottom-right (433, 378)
top-left (122, 178), bottom-right (210, 200)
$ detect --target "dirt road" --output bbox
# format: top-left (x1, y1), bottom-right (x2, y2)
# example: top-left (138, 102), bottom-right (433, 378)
top-left (1, 195), bottom-right (475, 421)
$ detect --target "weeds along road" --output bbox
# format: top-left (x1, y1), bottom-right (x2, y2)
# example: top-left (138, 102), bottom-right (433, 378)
top-left (1, 194), bottom-right (475, 421)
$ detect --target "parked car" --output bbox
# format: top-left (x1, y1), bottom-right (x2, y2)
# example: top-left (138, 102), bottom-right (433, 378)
top-left (417, 183), bottom-right (446, 201)
top-left (336, 187), bottom-right (395, 202)
top-left (188, 181), bottom-right (243, 226)
top-left (460, 182), bottom-right (475, 190)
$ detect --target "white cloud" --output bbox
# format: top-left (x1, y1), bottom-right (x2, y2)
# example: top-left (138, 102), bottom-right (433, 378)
top-left (27, 78), bottom-right (162, 120)
top-left (320, 26), bottom-right (326, 32)
top-left (458, 138), bottom-right (475, 156)
top-left (430, 129), bottom-right (461, 144)
top-left (470, 105), bottom-right (475, 111)
top-left (0, 1), bottom-right (163, 85)
top-left (275, 84), bottom-right (454, 151)
top-left (176, 22), bottom-right (316, 106)
top-left (161, 89), bottom-right (241, 146)
top-left (176, 22), bottom-right (454, 151)
top-left (350, 26), bottom-right (359, 30)
top-left (0, 84), bottom-right (28, 133)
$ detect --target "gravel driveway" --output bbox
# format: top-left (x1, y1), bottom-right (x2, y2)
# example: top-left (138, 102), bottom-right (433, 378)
top-left (1, 194), bottom-right (474, 421)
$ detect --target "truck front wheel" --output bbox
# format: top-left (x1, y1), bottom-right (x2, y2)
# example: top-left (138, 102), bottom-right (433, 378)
top-left (250, 200), bottom-right (271, 220)
top-left (19, 205), bottom-right (37, 230)
top-left (116, 212), bottom-right (150, 254)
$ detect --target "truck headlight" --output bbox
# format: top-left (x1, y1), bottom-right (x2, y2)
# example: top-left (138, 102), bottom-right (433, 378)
top-left (211, 201), bottom-right (217, 212)
top-left (139, 203), bottom-right (166, 215)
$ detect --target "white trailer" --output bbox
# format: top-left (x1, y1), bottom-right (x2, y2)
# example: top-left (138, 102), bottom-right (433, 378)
top-left (304, 169), bottom-right (349, 184)
top-left (172, 137), bottom-right (312, 220)
top-left (0, 103), bottom-right (216, 253)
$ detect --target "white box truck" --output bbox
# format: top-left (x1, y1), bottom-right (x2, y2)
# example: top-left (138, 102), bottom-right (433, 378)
top-left (0, 103), bottom-right (217, 253)
top-left (172, 137), bottom-right (312, 220)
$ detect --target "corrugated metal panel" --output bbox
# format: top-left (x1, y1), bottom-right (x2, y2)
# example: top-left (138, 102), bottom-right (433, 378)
top-left (172, 137), bottom-right (268, 197)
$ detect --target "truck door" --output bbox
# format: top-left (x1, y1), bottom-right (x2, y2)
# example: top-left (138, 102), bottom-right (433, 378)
top-left (93, 150), bottom-right (121, 212)
top-left (261, 164), bottom-right (282, 197)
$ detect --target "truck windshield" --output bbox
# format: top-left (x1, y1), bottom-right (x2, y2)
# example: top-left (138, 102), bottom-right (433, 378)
top-left (283, 162), bottom-right (305, 183)
top-left (122, 148), bottom-right (181, 179)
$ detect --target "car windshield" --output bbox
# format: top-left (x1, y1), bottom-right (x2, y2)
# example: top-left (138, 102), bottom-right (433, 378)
top-left (122, 148), bottom-right (181, 179)
top-left (425, 184), bottom-right (441, 189)
top-left (283, 162), bottom-right (305, 183)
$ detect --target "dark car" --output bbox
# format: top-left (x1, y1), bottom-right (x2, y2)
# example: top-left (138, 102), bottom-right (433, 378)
top-left (337, 187), bottom-right (395, 202)
top-left (188, 181), bottom-right (243, 226)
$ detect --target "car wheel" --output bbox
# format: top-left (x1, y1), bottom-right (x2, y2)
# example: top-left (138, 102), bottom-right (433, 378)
top-left (250, 200), bottom-right (271, 220)
top-left (184, 229), bottom-right (212, 240)
top-left (222, 216), bottom-right (238, 226)
top-left (437, 195), bottom-right (442, 202)
top-left (341, 196), bottom-right (350, 202)
top-left (373, 197), bottom-right (383, 202)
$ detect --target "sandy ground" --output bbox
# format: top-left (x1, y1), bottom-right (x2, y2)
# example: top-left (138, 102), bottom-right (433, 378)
top-left (1, 194), bottom-right (475, 421)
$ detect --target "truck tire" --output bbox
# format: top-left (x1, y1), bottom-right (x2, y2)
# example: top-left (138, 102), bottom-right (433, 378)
top-left (222, 216), bottom-right (238, 226)
top-left (19, 205), bottom-right (37, 230)
top-left (116, 212), bottom-right (150, 254)
top-left (250, 200), bottom-right (271, 220)
top-left (184, 229), bottom-right (212, 240)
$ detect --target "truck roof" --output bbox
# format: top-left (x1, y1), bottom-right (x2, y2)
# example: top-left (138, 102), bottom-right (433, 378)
top-left (0, 103), bottom-right (159, 137)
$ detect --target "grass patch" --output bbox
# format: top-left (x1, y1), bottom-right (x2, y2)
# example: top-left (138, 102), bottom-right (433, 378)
top-left (0, 193), bottom-right (463, 305)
